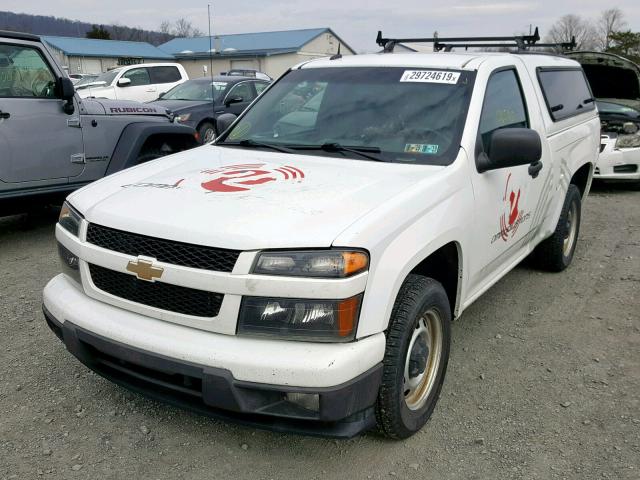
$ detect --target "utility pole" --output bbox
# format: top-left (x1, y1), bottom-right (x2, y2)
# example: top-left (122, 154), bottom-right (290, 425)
top-left (208, 4), bottom-right (215, 118)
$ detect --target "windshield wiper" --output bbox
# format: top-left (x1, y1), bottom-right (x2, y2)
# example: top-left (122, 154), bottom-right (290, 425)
top-left (219, 139), bottom-right (295, 154)
top-left (289, 143), bottom-right (386, 162)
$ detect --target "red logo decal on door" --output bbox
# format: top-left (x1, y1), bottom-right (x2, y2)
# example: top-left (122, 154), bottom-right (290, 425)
top-left (200, 164), bottom-right (305, 193)
top-left (491, 173), bottom-right (531, 244)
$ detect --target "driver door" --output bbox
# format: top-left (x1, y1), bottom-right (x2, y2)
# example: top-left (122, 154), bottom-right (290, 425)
top-left (117, 67), bottom-right (156, 102)
top-left (0, 40), bottom-right (84, 183)
top-left (223, 81), bottom-right (256, 115)
top-left (467, 65), bottom-right (550, 294)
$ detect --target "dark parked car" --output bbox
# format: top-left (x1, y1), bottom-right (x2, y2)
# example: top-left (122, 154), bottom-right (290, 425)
top-left (151, 76), bottom-right (270, 143)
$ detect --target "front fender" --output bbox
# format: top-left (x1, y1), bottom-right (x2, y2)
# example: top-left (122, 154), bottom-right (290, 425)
top-left (106, 123), bottom-right (197, 175)
top-left (334, 153), bottom-right (475, 338)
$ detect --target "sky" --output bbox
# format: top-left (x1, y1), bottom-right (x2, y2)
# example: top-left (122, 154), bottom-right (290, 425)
top-left (4, 1), bottom-right (639, 51)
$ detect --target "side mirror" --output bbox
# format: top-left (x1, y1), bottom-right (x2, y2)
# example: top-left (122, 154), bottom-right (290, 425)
top-left (216, 113), bottom-right (237, 136)
top-left (158, 92), bottom-right (166, 99)
top-left (58, 77), bottom-right (75, 100)
top-left (477, 128), bottom-right (542, 174)
top-left (117, 77), bottom-right (132, 87)
top-left (57, 77), bottom-right (75, 114)
top-left (225, 95), bottom-right (243, 106)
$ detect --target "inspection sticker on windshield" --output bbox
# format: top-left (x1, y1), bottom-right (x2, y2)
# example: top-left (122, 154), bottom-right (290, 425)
top-left (400, 70), bottom-right (460, 84)
top-left (405, 144), bottom-right (439, 154)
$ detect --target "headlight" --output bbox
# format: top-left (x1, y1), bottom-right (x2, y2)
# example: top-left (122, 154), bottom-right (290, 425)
top-left (615, 132), bottom-right (640, 149)
top-left (253, 250), bottom-right (368, 278)
top-left (176, 113), bottom-right (191, 123)
top-left (58, 201), bottom-right (82, 236)
top-left (238, 295), bottom-right (362, 342)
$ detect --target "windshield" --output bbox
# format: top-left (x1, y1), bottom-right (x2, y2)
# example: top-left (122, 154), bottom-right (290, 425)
top-left (163, 80), bottom-right (228, 101)
top-left (220, 67), bottom-right (475, 164)
top-left (76, 69), bottom-right (119, 88)
top-left (75, 75), bottom-right (99, 86)
top-left (597, 100), bottom-right (640, 118)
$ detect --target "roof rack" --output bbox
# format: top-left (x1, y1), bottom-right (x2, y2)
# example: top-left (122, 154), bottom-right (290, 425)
top-left (375, 29), bottom-right (577, 53)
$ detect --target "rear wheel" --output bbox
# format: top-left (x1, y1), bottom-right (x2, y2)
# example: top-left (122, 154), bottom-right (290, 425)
top-left (532, 184), bottom-right (582, 272)
top-left (198, 122), bottom-right (216, 144)
top-left (375, 274), bottom-right (451, 439)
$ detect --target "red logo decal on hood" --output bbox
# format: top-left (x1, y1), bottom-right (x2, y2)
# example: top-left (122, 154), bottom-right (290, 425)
top-left (201, 163), bottom-right (305, 193)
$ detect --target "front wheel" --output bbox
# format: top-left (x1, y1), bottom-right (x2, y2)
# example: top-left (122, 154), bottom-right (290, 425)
top-left (375, 274), bottom-right (451, 439)
top-left (198, 122), bottom-right (216, 144)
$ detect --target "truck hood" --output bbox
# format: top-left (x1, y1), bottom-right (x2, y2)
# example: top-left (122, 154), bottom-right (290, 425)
top-left (80, 98), bottom-right (172, 118)
top-left (567, 51), bottom-right (640, 102)
top-left (70, 145), bottom-right (444, 250)
top-left (151, 99), bottom-right (210, 113)
top-left (76, 84), bottom-right (115, 99)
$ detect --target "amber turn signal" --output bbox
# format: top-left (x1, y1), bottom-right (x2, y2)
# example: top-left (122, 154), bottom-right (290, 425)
top-left (337, 295), bottom-right (362, 337)
top-left (342, 251), bottom-right (369, 277)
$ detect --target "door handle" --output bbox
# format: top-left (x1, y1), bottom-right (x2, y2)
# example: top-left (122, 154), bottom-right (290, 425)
top-left (528, 160), bottom-right (543, 178)
top-left (0, 110), bottom-right (10, 119)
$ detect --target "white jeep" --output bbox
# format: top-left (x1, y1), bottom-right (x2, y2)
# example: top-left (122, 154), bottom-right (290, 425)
top-left (43, 35), bottom-right (600, 439)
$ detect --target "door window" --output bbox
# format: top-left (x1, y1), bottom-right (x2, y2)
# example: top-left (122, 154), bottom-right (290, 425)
top-left (149, 66), bottom-right (181, 84)
top-left (538, 69), bottom-right (595, 121)
top-left (0, 43), bottom-right (56, 98)
top-left (226, 82), bottom-right (255, 103)
top-left (122, 67), bottom-right (150, 86)
top-left (254, 81), bottom-right (269, 95)
top-left (479, 69), bottom-right (528, 152)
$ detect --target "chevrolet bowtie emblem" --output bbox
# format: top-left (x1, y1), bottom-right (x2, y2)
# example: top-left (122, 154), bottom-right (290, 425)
top-left (126, 258), bottom-right (164, 282)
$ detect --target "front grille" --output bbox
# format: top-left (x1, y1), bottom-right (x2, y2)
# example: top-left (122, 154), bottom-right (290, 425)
top-left (89, 264), bottom-right (223, 317)
top-left (86, 223), bottom-right (240, 272)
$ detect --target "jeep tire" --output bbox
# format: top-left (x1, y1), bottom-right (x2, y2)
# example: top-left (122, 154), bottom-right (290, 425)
top-left (532, 184), bottom-right (582, 272)
top-left (136, 149), bottom-right (165, 164)
top-left (375, 274), bottom-right (451, 439)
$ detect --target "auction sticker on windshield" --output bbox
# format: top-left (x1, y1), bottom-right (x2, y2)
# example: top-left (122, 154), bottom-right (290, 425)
top-left (400, 70), bottom-right (460, 84)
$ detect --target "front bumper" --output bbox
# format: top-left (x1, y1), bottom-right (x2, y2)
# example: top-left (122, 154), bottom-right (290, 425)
top-left (596, 136), bottom-right (640, 181)
top-left (43, 275), bottom-right (385, 437)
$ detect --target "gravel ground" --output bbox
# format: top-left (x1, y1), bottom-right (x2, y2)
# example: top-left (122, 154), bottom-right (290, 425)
top-left (0, 183), bottom-right (638, 480)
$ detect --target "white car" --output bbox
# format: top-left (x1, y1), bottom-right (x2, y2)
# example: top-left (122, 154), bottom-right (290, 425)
top-left (567, 51), bottom-right (640, 184)
top-left (75, 63), bottom-right (188, 102)
top-left (44, 43), bottom-right (599, 439)
top-left (596, 100), bottom-right (640, 183)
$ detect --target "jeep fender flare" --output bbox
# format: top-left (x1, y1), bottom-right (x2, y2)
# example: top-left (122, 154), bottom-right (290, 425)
top-left (106, 122), bottom-right (197, 175)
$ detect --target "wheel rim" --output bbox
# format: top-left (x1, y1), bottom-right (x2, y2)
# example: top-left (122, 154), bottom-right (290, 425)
top-left (403, 309), bottom-right (443, 411)
top-left (563, 201), bottom-right (578, 257)
top-left (203, 128), bottom-right (216, 143)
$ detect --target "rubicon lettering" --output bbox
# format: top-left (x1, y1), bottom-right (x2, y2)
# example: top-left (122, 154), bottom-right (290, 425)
top-left (109, 107), bottom-right (159, 114)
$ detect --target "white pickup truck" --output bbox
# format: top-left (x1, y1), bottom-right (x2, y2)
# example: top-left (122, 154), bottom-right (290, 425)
top-left (43, 41), bottom-right (600, 438)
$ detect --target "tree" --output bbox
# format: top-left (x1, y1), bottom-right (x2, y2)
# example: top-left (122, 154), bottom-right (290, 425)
top-left (86, 24), bottom-right (111, 40)
top-left (547, 14), bottom-right (597, 50)
top-left (159, 18), bottom-right (203, 38)
top-left (607, 30), bottom-right (640, 63)
top-left (159, 21), bottom-right (172, 35)
top-left (597, 8), bottom-right (626, 50)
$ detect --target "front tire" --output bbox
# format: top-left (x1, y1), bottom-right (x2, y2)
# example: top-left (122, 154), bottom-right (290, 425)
top-left (198, 122), bottom-right (216, 144)
top-left (375, 274), bottom-right (451, 439)
top-left (532, 184), bottom-right (582, 272)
